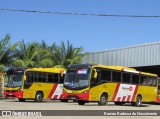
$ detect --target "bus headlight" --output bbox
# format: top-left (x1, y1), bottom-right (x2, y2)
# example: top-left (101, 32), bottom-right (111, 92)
top-left (17, 88), bottom-right (22, 92)
top-left (81, 90), bottom-right (88, 94)
top-left (63, 89), bottom-right (67, 93)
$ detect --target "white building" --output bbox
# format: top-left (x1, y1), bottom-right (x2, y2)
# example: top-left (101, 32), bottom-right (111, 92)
top-left (82, 42), bottom-right (160, 76)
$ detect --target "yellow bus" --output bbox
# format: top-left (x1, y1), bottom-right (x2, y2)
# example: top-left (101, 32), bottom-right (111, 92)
top-left (61, 64), bottom-right (158, 106)
top-left (18, 68), bottom-right (66, 102)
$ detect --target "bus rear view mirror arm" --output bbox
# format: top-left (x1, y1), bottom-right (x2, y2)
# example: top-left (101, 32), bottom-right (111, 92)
top-left (23, 75), bottom-right (26, 81)
top-left (94, 69), bottom-right (98, 79)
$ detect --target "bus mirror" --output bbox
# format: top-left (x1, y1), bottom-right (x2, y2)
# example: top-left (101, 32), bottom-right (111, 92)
top-left (94, 70), bottom-right (98, 79)
top-left (23, 75), bottom-right (26, 81)
top-left (60, 70), bottom-right (66, 77)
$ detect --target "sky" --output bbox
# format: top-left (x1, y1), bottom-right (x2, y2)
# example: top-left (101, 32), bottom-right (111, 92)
top-left (0, 0), bottom-right (160, 52)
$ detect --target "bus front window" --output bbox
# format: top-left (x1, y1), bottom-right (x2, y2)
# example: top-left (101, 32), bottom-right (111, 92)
top-left (7, 75), bottom-right (23, 87)
top-left (64, 69), bottom-right (90, 90)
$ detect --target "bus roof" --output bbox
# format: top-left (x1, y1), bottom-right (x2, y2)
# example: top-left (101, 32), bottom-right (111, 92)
top-left (7, 67), bottom-right (27, 71)
top-left (69, 64), bottom-right (157, 77)
top-left (25, 68), bottom-right (66, 73)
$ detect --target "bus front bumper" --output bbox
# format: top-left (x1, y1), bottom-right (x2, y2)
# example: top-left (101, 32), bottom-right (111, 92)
top-left (4, 90), bottom-right (23, 98)
top-left (60, 90), bottom-right (89, 101)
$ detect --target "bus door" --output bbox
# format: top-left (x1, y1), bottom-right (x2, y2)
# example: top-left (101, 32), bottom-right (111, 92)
top-left (89, 68), bottom-right (101, 101)
top-left (23, 72), bottom-right (34, 99)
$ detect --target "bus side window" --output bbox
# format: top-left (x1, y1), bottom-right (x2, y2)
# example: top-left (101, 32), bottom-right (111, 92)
top-left (90, 69), bottom-right (99, 87)
top-left (24, 72), bottom-right (33, 89)
top-left (54, 73), bottom-right (59, 83)
top-left (26, 72), bottom-right (33, 83)
top-left (131, 74), bottom-right (139, 84)
top-left (153, 77), bottom-right (157, 86)
top-left (34, 72), bottom-right (38, 82)
top-left (112, 71), bottom-right (121, 82)
top-left (100, 69), bottom-right (111, 83)
top-left (42, 73), bottom-right (47, 82)
top-left (59, 74), bottom-right (64, 84)
top-left (140, 75), bottom-right (148, 86)
top-left (48, 73), bottom-right (54, 83)
top-left (122, 73), bottom-right (131, 84)
top-left (38, 72), bottom-right (43, 82)
top-left (148, 77), bottom-right (153, 86)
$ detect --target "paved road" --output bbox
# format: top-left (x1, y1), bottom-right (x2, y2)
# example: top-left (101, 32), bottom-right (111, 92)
top-left (0, 99), bottom-right (160, 119)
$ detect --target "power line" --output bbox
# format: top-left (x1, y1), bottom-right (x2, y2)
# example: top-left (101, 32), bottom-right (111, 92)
top-left (1, 8), bottom-right (160, 18)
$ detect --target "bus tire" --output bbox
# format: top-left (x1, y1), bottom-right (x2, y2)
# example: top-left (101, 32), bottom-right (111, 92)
top-left (34, 92), bottom-right (43, 102)
top-left (135, 96), bottom-right (142, 107)
top-left (98, 94), bottom-right (108, 105)
top-left (60, 99), bottom-right (68, 102)
top-left (132, 96), bottom-right (142, 107)
top-left (18, 98), bottom-right (26, 102)
top-left (78, 100), bottom-right (85, 105)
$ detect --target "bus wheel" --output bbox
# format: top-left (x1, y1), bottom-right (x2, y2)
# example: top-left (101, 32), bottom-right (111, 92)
top-left (34, 92), bottom-right (43, 102)
top-left (135, 96), bottom-right (142, 107)
top-left (18, 98), bottom-right (26, 102)
top-left (132, 96), bottom-right (142, 107)
top-left (60, 99), bottom-right (68, 102)
top-left (78, 100), bottom-right (85, 105)
top-left (114, 102), bottom-right (125, 105)
top-left (98, 94), bottom-right (108, 105)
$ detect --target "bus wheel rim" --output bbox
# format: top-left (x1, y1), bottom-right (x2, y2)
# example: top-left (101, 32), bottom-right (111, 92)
top-left (102, 97), bottom-right (106, 102)
top-left (37, 95), bottom-right (41, 100)
top-left (138, 99), bottom-right (141, 106)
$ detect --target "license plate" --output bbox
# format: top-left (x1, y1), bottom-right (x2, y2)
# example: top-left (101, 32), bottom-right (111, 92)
top-left (9, 93), bottom-right (12, 95)
top-left (71, 97), bottom-right (76, 99)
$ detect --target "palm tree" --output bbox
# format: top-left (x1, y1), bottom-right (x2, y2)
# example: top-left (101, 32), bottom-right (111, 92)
top-left (0, 34), bottom-right (18, 71)
top-left (53, 40), bottom-right (89, 68)
top-left (11, 39), bottom-right (89, 68)
top-left (35, 40), bottom-right (54, 67)
top-left (12, 39), bottom-right (38, 67)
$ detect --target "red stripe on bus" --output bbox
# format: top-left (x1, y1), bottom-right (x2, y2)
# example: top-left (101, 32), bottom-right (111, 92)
top-left (47, 84), bottom-right (58, 99)
top-left (112, 83), bottom-right (120, 101)
top-left (131, 85), bottom-right (138, 102)
top-left (53, 95), bottom-right (58, 99)
top-left (117, 97), bottom-right (121, 101)
top-left (127, 95), bottom-right (131, 102)
top-left (59, 94), bottom-right (63, 99)
top-left (122, 96), bottom-right (126, 102)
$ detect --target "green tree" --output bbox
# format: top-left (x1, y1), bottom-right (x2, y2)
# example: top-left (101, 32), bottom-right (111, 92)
top-left (35, 40), bottom-right (54, 67)
top-left (54, 41), bottom-right (89, 68)
top-left (12, 40), bottom-right (38, 67)
top-left (0, 34), bottom-right (17, 71)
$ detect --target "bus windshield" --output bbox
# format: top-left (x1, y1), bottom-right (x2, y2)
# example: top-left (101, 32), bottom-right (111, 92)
top-left (7, 75), bottom-right (23, 87)
top-left (64, 68), bottom-right (90, 90)
top-left (6, 69), bottom-right (25, 87)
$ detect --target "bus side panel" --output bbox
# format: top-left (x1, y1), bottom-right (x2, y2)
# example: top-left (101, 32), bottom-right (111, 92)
top-left (48, 84), bottom-right (63, 100)
top-left (89, 83), bottom-right (117, 101)
top-left (112, 84), bottom-right (138, 102)
top-left (23, 83), bottom-right (54, 99)
top-left (136, 86), bottom-right (157, 102)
